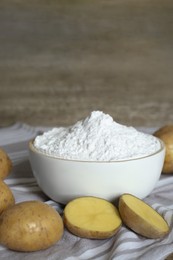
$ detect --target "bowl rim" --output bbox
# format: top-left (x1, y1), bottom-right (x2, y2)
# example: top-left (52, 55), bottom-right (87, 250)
top-left (29, 137), bottom-right (165, 163)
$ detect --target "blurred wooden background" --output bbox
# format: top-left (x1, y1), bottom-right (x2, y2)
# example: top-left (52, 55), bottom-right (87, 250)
top-left (0, 0), bottom-right (173, 127)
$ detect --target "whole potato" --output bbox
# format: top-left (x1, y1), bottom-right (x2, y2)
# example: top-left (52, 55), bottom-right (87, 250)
top-left (0, 180), bottom-right (15, 215)
top-left (154, 125), bottom-right (173, 174)
top-left (0, 148), bottom-right (12, 179)
top-left (0, 201), bottom-right (64, 252)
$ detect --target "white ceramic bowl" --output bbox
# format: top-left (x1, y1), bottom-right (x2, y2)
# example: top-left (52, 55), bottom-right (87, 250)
top-left (29, 138), bottom-right (165, 204)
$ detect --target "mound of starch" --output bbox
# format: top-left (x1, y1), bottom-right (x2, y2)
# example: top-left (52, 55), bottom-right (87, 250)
top-left (34, 111), bottom-right (161, 161)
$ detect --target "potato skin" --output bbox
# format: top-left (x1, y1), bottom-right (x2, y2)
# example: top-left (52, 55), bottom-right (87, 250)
top-left (0, 201), bottom-right (64, 252)
top-left (154, 125), bottom-right (173, 174)
top-left (119, 194), bottom-right (169, 238)
top-left (64, 215), bottom-right (121, 239)
top-left (0, 180), bottom-right (15, 215)
top-left (0, 148), bottom-right (12, 179)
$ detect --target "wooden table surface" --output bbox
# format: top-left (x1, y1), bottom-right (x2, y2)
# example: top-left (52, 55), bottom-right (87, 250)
top-left (0, 0), bottom-right (173, 128)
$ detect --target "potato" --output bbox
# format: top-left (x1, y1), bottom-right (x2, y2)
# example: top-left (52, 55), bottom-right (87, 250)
top-left (64, 196), bottom-right (122, 239)
top-left (119, 194), bottom-right (169, 238)
top-left (0, 179), bottom-right (15, 215)
top-left (0, 148), bottom-right (12, 179)
top-left (154, 125), bottom-right (173, 174)
top-left (0, 201), bottom-right (64, 252)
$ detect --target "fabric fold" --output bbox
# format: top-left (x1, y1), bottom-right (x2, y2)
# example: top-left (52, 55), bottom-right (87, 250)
top-left (0, 123), bottom-right (173, 260)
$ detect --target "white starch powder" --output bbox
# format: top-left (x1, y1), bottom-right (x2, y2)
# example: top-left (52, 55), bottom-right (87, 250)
top-left (34, 111), bottom-right (161, 161)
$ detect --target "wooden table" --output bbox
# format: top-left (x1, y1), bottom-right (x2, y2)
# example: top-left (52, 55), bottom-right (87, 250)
top-left (0, 0), bottom-right (173, 127)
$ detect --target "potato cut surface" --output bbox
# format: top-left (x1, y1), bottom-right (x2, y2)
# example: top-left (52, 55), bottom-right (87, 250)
top-left (119, 194), bottom-right (169, 238)
top-left (64, 196), bottom-right (122, 239)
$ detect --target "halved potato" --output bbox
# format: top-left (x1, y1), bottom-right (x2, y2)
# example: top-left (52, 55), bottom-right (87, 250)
top-left (64, 196), bottom-right (122, 239)
top-left (119, 194), bottom-right (169, 238)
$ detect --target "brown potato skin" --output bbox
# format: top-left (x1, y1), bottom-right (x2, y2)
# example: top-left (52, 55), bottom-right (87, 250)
top-left (64, 214), bottom-right (121, 239)
top-left (0, 201), bottom-right (64, 252)
top-left (119, 194), bottom-right (169, 239)
top-left (0, 180), bottom-right (15, 215)
top-left (154, 125), bottom-right (173, 174)
top-left (0, 148), bottom-right (12, 179)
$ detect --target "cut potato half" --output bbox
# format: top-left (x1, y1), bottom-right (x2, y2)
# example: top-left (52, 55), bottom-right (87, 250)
top-left (119, 194), bottom-right (169, 238)
top-left (64, 196), bottom-right (122, 239)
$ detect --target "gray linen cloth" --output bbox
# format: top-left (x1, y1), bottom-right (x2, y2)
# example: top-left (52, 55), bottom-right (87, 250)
top-left (0, 123), bottom-right (173, 260)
